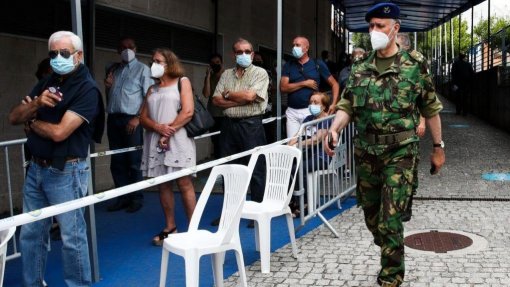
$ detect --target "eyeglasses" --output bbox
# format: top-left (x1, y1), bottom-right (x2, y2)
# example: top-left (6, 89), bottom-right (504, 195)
top-left (234, 49), bottom-right (252, 56)
top-left (48, 49), bottom-right (78, 59)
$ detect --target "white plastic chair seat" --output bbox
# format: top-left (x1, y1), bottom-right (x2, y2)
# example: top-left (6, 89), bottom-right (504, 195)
top-left (241, 201), bottom-right (290, 219)
top-left (163, 230), bottom-right (235, 256)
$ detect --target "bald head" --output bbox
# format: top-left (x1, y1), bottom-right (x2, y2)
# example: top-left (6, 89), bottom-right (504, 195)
top-left (292, 36), bottom-right (310, 59)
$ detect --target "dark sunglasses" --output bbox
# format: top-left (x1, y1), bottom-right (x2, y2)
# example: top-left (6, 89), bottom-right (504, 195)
top-left (48, 49), bottom-right (78, 59)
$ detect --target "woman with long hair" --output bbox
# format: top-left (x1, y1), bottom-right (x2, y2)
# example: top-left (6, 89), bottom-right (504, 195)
top-left (139, 48), bottom-right (196, 246)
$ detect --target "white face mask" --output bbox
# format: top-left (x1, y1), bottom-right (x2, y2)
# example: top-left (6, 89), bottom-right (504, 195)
top-left (121, 49), bottom-right (135, 62)
top-left (151, 63), bottom-right (165, 78)
top-left (370, 25), bottom-right (395, 50)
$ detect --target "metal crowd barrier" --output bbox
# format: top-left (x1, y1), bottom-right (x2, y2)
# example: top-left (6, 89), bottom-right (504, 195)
top-left (294, 115), bottom-right (356, 237)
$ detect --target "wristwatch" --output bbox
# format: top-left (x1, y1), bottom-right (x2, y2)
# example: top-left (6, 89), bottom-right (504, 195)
top-left (433, 140), bottom-right (445, 149)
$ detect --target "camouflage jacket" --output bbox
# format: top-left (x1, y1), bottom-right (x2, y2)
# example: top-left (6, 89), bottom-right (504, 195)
top-left (337, 49), bottom-right (443, 155)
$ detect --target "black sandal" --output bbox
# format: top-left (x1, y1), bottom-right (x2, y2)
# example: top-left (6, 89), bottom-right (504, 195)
top-left (152, 227), bottom-right (177, 246)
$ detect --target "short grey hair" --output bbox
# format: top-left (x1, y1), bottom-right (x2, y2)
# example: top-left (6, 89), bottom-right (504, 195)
top-left (232, 38), bottom-right (253, 52)
top-left (48, 31), bottom-right (83, 51)
top-left (397, 33), bottom-right (411, 50)
top-left (353, 47), bottom-right (365, 54)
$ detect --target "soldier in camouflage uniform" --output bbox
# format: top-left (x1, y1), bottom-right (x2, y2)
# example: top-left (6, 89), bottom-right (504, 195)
top-left (325, 3), bottom-right (446, 287)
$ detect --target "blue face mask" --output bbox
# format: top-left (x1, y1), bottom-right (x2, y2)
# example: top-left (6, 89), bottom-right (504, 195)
top-left (236, 53), bottom-right (252, 68)
top-left (292, 46), bottom-right (304, 59)
top-left (50, 54), bottom-right (77, 75)
top-left (308, 104), bottom-right (322, 116)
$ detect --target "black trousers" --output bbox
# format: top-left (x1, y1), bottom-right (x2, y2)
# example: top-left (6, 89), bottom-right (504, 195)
top-left (107, 114), bottom-right (144, 203)
top-left (220, 115), bottom-right (267, 202)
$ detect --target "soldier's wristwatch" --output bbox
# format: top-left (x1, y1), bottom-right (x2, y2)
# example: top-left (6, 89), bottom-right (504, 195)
top-left (433, 140), bottom-right (445, 149)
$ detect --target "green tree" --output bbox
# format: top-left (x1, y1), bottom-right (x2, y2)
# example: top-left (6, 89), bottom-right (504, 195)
top-left (351, 33), bottom-right (371, 51)
top-left (473, 16), bottom-right (510, 48)
top-left (419, 17), bottom-right (471, 60)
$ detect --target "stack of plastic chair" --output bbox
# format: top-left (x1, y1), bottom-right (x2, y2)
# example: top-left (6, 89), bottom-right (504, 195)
top-left (241, 145), bottom-right (302, 273)
top-left (0, 226), bottom-right (16, 287)
top-left (159, 164), bottom-right (251, 287)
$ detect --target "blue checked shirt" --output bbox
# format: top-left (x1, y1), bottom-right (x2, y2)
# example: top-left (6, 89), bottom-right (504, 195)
top-left (106, 59), bottom-right (153, 115)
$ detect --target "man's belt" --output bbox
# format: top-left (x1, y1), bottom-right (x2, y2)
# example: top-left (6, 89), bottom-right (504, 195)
top-left (227, 115), bottom-right (263, 122)
top-left (32, 156), bottom-right (81, 168)
top-left (361, 130), bottom-right (416, 145)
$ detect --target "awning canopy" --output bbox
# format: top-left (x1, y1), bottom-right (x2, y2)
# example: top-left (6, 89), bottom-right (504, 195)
top-left (332, 0), bottom-right (486, 32)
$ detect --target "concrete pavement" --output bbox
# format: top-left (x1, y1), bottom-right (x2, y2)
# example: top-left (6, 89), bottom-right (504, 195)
top-left (225, 97), bottom-right (510, 286)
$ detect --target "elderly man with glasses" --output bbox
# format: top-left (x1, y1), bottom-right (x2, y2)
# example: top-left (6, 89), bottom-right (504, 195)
top-left (8, 30), bottom-right (104, 287)
top-left (212, 38), bottom-right (269, 228)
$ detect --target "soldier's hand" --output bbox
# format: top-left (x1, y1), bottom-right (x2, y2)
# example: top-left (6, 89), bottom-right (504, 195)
top-left (303, 79), bottom-right (318, 90)
top-left (430, 147), bottom-right (445, 175)
top-left (324, 131), bottom-right (338, 157)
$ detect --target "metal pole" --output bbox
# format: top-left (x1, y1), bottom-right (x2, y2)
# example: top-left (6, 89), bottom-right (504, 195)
top-left (471, 5), bottom-right (474, 67)
top-left (488, 0), bottom-right (492, 68)
top-left (444, 23), bottom-right (448, 65)
top-left (71, 0), bottom-right (100, 282)
top-left (458, 14), bottom-right (461, 57)
top-left (276, 0), bottom-right (282, 140)
top-left (315, 0), bottom-right (319, 58)
top-left (414, 32), bottom-right (417, 51)
top-left (451, 18), bottom-right (454, 60)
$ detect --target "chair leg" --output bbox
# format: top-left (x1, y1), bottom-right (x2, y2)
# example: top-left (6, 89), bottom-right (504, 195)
top-left (254, 221), bottom-right (260, 252)
top-left (285, 212), bottom-right (298, 259)
top-left (257, 218), bottom-right (271, 273)
top-left (211, 253), bottom-right (224, 287)
top-left (234, 247), bottom-right (248, 287)
top-left (184, 252), bottom-right (200, 287)
top-left (159, 248), bottom-right (170, 287)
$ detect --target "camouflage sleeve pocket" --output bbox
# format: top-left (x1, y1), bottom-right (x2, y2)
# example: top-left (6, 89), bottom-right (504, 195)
top-left (347, 80), bottom-right (369, 108)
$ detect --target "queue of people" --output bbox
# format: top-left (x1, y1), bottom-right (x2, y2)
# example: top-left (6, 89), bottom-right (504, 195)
top-left (8, 2), bottom-right (447, 285)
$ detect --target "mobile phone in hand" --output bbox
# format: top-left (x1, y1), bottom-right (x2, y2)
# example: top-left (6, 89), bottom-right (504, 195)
top-left (327, 132), bottom-right (335, 150)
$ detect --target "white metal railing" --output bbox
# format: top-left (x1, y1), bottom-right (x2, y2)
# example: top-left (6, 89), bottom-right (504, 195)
top-left (294, 116), bottom-right (356, 237)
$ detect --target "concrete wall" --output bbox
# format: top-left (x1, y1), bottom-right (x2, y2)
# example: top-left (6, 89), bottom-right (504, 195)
top-left (0, 0), bottom-right (334, 213)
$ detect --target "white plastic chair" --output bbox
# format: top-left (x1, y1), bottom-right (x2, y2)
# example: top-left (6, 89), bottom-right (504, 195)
top-left (240, 145), bottom-right (302, 273)
top-left (159, 164), bottom-right (251, 287)
top-left (0, 226), bottom-right (16, 287)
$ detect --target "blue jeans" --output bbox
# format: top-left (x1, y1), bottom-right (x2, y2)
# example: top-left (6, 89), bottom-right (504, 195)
top-left (20, 160), bottom-right (91, 287)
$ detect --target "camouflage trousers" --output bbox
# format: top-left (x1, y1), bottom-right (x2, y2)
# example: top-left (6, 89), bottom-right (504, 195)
top-left (354, 142), bottom-right (418, 286)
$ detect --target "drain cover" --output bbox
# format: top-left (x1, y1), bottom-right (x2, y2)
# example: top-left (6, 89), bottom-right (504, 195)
top-left (404, 230), bottom-right (472, 253)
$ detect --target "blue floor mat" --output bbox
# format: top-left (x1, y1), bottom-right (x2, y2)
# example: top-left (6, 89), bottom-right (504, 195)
top-left (4, 192), bottom-right (356, 287)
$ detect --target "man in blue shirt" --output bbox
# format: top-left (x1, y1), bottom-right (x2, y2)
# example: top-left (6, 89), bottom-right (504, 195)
top-left (280, 36), bottom-right (340, 138)
top-left (9, 30), bottom-right (104, 287)
top-left (104, 37), bottom-right (153, 213)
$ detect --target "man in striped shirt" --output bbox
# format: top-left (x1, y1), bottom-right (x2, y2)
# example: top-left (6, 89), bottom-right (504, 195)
top-left (212, 38), bottom-right (269, 227)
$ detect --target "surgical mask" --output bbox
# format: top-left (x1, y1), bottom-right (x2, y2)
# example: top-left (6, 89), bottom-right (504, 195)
top-left (370, 26), bottom-right (395, 50)
top-left (236, 53), bottom-right (252, 68)
top-left (308, 104), bottom-right (322, 116)
top-left (121, 49), bottom-right (135, 62)
top-left (151, 63), bottom-right (166, 78)
top-left (50, 54), bottom-right (76, 75)
top-left (292, 46), bottom-right (304, 59)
